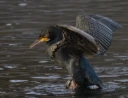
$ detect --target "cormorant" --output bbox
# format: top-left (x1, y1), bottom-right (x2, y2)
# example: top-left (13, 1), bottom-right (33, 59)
top-left (30, 14), bottom-right (122, 90)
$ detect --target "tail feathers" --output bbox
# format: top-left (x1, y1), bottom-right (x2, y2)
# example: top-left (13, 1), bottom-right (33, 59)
top-left (80, 56), bottom-right (103, 89)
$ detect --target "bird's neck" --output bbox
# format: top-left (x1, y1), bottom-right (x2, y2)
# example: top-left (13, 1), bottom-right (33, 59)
top-left (46, 44), bottom-right (57, 59)
top-left (46, 30), bottom-right (68, 59)
top-left (46, 37), bottom-right (66, 59)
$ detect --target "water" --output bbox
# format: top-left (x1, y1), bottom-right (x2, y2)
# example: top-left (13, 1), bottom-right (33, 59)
top-left (0, 0), bottom-right (128, 98)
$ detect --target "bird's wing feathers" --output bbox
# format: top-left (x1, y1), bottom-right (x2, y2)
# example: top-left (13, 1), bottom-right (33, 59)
top-left (89, 15), bottom-right (122, 31)
top-left (76, 14), bottom-right (122, 55)
top-left (58, 24), bottom-right (96, 45)
top-left (57, 25), bottom-right (99, 57)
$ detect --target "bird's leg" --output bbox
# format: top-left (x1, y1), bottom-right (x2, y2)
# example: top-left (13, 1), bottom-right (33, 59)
top-left (65, 79), bottom-right (79, 90)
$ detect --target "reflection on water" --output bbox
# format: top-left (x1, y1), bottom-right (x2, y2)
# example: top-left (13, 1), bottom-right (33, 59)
top-left (0, 0), bottom-right (128, 98)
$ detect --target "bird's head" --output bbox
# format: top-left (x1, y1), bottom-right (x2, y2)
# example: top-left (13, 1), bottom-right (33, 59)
top-left (30, 26), bottom-right (63, 49)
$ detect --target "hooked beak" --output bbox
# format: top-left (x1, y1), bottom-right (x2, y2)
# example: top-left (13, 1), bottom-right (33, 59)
top-left (30, 37), bottom-right (50, 49)
top-left (30, 39), bottom-right (41, 49)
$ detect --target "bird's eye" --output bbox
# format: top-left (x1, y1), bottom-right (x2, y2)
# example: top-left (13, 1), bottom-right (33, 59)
top-left (38, 34), bottom-right (43, 39)
top-left (44, 33), bottom-right (49, 38)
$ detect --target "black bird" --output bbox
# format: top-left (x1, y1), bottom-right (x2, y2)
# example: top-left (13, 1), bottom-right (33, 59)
top-left (30, 14), bottom-right (122, 90)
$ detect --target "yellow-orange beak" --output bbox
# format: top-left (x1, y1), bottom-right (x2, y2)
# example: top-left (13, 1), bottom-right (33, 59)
top-left (29, 37), bottom-right (50, 49)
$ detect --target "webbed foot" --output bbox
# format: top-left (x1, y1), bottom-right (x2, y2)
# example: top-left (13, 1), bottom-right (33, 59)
top-left (65, 79), bottom-right (79, 90)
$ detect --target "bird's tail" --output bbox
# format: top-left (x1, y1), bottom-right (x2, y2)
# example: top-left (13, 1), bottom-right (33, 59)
top-left (80, 56), bottom-right (103, 89)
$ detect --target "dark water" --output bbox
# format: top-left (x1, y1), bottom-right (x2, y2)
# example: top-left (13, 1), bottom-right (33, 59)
top-left (0, 0), bottom-right (128, 98)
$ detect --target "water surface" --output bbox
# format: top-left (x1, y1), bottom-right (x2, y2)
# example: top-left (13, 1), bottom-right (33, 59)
top-left (0, 0), bottom-right (128, 98)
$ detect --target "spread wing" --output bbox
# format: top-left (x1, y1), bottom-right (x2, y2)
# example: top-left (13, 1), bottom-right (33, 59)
top-left (57, 25), bottom-right (99, 57)
top-left (76, 14), bottom-right (122, 55)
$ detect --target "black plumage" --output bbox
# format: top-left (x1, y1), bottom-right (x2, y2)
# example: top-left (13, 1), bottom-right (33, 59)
top-left (76, 14), bottom-right (122, 55)
top-left (30, 14), bottom-right (122, 90)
